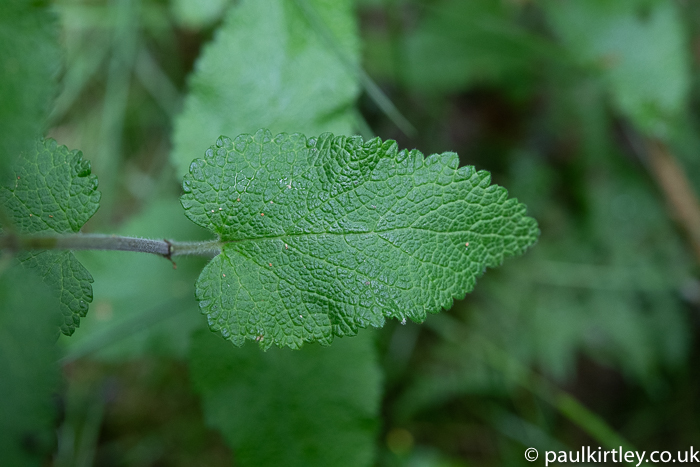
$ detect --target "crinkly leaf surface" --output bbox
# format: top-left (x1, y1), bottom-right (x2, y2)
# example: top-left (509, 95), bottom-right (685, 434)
top-left (183, 130), bottom-right (538, 349)
top-left (0, 139), bottom-right (101, 335)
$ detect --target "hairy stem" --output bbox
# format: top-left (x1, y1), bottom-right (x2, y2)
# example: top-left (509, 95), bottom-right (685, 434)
top-left (0, 233), bottom-right (221, 258)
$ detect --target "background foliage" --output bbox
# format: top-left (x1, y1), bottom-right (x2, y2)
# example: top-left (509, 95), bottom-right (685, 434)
top-left (2, 0), bottom-right (700, 465)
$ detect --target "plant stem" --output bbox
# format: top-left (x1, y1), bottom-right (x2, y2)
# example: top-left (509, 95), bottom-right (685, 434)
top-left (0, 233), bottom-right (221, 258)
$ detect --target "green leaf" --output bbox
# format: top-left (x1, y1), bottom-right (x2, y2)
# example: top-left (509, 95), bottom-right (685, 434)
top-left (189, 329), bottom-right (381, 467)
top-left (182, 130), bottom-right (539, 349)
top-left (543, 0), bottom-right (690, 136)
top-left (19, 251), bottom-right (93, 336)
top-left (0, 268), bottom-right (61, 466)
top-left (0, 139), bottom-right (100, 234)
top-left (172, 0), bottom-right (359, 176)
top-left (0, 0), bottom-right (60, 179)
top-left (0, 139), bottom-right (101, 335)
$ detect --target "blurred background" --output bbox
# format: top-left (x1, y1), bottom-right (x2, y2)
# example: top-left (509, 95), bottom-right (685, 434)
top-left (34, 0), bottom-right (700, 465)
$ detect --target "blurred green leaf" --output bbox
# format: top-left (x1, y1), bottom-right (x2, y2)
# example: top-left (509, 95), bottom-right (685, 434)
top-left (189, 330), bottom-right (381, 467)
top-left (172, 0), bottom-right (359, 176)
top-left (0, 139), bottom-right (101, 335)
top-left (0, 0), bottom-right (60, 180)
top-left (0, 268), bottom-right (61, 467)
top-left (543, 0), bottom-right (691, 136)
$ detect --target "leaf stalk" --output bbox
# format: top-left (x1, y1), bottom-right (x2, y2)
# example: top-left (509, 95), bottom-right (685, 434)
top-left (0, 233), bottom-right (221, 259)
